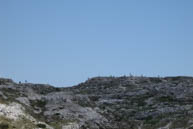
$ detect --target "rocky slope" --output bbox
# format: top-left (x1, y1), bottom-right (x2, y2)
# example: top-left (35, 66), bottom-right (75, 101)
top-left (0, 76), bottom-right (193, 129)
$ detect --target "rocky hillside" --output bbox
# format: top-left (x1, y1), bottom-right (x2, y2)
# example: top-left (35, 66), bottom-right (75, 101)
top-left (0, 76), bottom-right (193, 129)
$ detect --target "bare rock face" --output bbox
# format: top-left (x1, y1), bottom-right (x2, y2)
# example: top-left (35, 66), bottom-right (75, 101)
top-left (0, 76), bottom-right (193, 129)
top-left (62, 123), bottom-right (80, 129)
top-left (0, 102), bottom-right (25, 120)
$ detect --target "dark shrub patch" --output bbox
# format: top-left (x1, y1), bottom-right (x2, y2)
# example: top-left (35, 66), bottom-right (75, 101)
top-left (36, 123), bottom-right (46, 128)
top-left (0, 123), bottom-right (9, 129)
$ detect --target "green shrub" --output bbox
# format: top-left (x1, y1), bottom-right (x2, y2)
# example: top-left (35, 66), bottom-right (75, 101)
top-left (0, 123), bottom-right (9, 129)
top-left (36, 123), bottom-right (46, 128)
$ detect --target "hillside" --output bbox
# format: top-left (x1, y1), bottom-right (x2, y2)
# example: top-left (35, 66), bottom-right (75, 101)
top-left (0, 76), bottom-right (193, 129)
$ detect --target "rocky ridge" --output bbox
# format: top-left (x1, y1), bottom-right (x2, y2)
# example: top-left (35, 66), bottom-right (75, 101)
top-left (0, 76), bottom-right (193, 129)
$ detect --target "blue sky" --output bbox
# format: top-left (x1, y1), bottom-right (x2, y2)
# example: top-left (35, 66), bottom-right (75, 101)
top-left (0, 0), bottom-right (193, 87)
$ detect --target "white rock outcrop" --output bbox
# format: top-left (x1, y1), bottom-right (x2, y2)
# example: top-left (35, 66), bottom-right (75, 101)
top-left (0, 102), bottom-right (25, 120)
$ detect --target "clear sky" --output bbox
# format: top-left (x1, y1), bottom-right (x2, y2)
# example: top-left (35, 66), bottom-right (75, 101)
top-left (0, 0), bottom-right (193, 87)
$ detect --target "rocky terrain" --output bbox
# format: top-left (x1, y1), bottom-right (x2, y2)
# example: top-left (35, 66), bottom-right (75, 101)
top-left (0, 76), bottom-right (193, 129)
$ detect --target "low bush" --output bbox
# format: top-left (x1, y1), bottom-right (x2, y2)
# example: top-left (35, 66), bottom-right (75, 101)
top-left (0, 123), bottom-right (9, 129)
